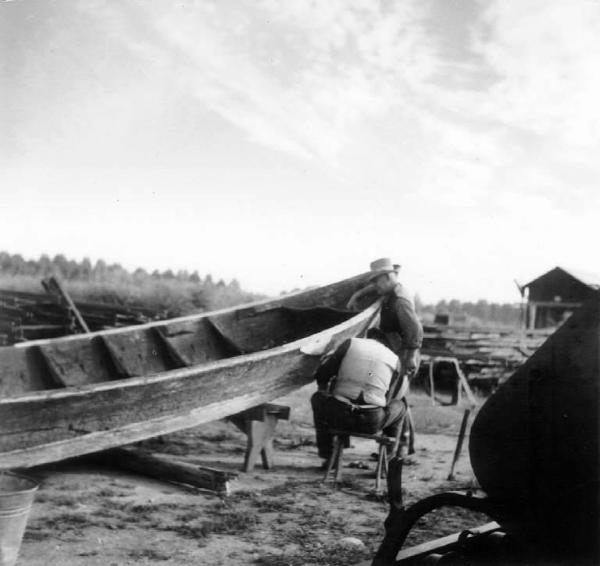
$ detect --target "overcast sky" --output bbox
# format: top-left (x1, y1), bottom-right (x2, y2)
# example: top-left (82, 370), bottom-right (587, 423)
top-left (2, 0), bottom-right (599, 302)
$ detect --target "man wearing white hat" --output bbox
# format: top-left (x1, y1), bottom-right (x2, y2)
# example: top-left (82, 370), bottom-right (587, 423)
top-left (347, 258), bottom-right (423, 375)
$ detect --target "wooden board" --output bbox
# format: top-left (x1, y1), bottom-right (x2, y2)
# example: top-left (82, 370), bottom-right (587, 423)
top-left (0, 347), bottom-right (52, 397)
top-left (101, 447), bottom-right (237, 494)
top-left (38, 337), bottom-right (120, 387)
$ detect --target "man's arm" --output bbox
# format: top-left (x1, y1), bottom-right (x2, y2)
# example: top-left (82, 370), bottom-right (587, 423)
top-left (393, 292), bottom-right (423, 374)
top-left (387, 358), bottom-right (410, 402)
top-left (346, 283), bottom-right (376, 311)
top-left (314, 339), bottom-right (351, 391)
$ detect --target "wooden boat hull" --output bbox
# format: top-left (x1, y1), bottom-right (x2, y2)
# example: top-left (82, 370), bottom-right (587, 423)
top-left (0, 273), bottom-right (378, 469)
top-left (469, 294), bottom-right (600, 561)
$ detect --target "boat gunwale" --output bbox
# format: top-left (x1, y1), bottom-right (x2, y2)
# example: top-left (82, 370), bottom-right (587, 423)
top-left (7, 271), bottom-right (371, 350)
top-left (0, 300), bottom-right (381, 405)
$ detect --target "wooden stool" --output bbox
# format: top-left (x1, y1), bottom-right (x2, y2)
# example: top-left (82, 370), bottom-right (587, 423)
top-left (229, 403), bottom-right (290, 472)
top-left (323, 416), bottom-right (406, 493)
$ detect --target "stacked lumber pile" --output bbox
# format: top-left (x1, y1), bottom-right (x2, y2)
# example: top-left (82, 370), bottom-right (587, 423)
top-left (420, 324), bottom-right (549, 392)
top-left (0, 288), bottom-right (160, 345)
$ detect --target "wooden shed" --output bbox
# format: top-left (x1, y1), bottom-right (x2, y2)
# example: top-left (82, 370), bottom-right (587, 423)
top-left (522, 267), bottom-right (600, 329)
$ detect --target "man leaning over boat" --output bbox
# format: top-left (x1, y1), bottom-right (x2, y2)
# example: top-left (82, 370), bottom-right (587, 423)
top-left (347, 258), bottom-right (423, 376)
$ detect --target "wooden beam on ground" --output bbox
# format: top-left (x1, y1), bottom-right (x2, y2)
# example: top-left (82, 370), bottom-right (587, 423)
top-left (100, 447), bottom-right (237, 495)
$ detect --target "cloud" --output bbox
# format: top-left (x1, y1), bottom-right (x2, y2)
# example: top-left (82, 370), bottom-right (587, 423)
top-left (376, 0), bottom-right (600, 219)
top-left (73, 1), bottom-right (438, 162)
top-left (467, 2), bottom-right (600, 196)
top-left (474, 2), bottom-right (600, 141)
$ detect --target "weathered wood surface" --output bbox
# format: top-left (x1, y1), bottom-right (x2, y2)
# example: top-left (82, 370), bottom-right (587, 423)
top-left (447, 408), bottom-right (470, 481)
top-left (0, 272), bottom-right (379, 469)
top-left (100, 447), bottom-right (237, 494)
top-left (469, 294), bottom-right (600, 561)
top-left (421, 324), bottom-right (547, 387)
top-left (42, 276), bottom-right (91, 333)
top-left (0, 287), bottom-right (157, 345)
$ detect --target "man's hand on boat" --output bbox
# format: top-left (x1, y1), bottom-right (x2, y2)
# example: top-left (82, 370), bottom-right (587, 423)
top-left (402, 349), bottom-right (419, 375)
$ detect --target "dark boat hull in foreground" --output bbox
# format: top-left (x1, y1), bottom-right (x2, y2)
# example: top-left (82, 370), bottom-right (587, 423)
top-left (470, 294), bottom-right (600, 562)
top-left (0, 273), bottom-right (378, 469)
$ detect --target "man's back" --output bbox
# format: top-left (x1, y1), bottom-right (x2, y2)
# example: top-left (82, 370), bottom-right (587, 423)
top-left (333, 337), bottom-right (398, 406)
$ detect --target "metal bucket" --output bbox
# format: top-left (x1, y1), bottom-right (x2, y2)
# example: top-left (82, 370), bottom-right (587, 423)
top-left (0, 472), bottom-right (38, 566)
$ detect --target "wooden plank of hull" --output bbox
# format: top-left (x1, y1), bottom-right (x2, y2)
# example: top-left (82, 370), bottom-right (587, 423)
top-left (0, 347), bottom-right (53, 397)
top-left (0, 302), bottom-right (378, 469)
top-left (209, 307), bottom-right (351, 353)
top-left (156, 319), bottom-right (236, 363)
top-left (100, 329), bottom-right (179, 377)
top-left (36, 336), bottom-right (122, 387)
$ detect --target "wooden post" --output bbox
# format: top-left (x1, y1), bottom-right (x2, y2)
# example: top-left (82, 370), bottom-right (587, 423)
top-left (528, 303), bottom-right (537, 330)
top-left (454, 360), bottom-right (477, 408)
top-left (428, 361), bottom-right (436, 406)
top-left (323, 435), bottom-right (341, 482)
top-left (447, 409), bottom-right (471, 481)
top-left (42, 276), bottom-right (91, 333)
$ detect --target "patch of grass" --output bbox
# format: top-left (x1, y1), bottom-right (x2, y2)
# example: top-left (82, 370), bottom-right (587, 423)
top-left (195, 431), bottom-right (240, 442)
top-left (51, 511), bottom-right (90, 528)
top-left (81, 498), bottom-right (257, 542)
top-left (227, 489), bottom-right (297, 514)
top-left (53, 482), bottom-right (85, 492)
top-left (364, 490), bottom-right (388, 503)
top-left (93, 506), bottom-right (123, 520)
top-left (209, 507), bottom-right (259, 535)
top-left (331, 476), bottom-right (368, 493)
top-left (127, 548), bottom-right (170, 561)
top-left (96, 487), bottom-right (126, 498)
top-left (23, 528), bottom-right (53, 542)
top-left (33, 492), bottom-right (50, 503)
top-left (419, 473), bottom-right (435, 482)
top-left (46, 494), bottom-right (79, 507)
top-left (108, 479), bottom-right (135, 489)
top-left (256, 541), bottom-right (372, 566)
top-left (274, 436), bottom-right (316, 450)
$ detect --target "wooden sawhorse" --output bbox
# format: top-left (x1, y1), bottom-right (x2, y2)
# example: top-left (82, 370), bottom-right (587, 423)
top-left (229, 403), bottom-right (291, 472)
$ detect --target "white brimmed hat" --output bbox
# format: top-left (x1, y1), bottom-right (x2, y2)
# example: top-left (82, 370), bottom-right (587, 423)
top-left (368, 258), bottom-right (401, 281)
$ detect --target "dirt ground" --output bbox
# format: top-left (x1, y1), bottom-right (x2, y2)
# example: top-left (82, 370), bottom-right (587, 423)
top-left (18, 386), bottom-right (488, 566)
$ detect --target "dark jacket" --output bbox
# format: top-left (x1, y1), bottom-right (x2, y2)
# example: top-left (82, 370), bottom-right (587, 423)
top-left (379, 283), bottom-right (423, 350)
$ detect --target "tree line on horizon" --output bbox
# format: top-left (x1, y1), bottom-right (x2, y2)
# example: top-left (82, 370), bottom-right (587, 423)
top-left (0, 251), bottom-right (521, 326)
top-left (416, 296), bottom-right (521, 328)
top-left (0, 251), bottom-right (263, 317)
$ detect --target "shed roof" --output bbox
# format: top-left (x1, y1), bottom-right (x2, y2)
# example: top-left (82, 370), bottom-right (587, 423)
top-left (524, 266), bottom-right (600, 290)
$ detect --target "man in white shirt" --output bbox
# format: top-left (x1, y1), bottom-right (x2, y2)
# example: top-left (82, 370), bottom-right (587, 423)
top-left (311, 328), bottom-right (408, 463)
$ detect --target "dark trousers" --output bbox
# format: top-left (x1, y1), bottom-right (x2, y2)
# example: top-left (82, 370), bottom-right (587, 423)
top-left (311, 391), bottom-right (407, 460)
